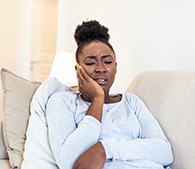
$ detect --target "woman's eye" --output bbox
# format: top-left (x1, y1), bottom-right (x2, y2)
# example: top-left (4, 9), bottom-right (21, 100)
top-left (85, 62), bottom-right (95, 65)
top-left (104, 61), bottom-right (112, 64)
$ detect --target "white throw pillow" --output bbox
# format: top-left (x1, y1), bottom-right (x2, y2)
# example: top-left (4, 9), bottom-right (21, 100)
top-left (21, 77), bottom-right (70, 169)
top-left (49, 52), bottom-right (78, 87)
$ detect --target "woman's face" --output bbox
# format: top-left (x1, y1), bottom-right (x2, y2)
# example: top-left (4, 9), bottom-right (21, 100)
top-left (77, 41), bottom-right (117, 93)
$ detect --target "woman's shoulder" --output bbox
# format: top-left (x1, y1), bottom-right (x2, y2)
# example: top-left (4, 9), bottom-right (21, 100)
top-left (48, 90), bottom-right (78, 104)
top-left (122, 92), bottom-right (148, 112)
top-left (122, 92), bottom-right (141, 102)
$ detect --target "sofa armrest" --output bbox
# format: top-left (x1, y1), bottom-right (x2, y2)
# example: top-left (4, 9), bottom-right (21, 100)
top-left (0, 118), bottom-right (8, 159)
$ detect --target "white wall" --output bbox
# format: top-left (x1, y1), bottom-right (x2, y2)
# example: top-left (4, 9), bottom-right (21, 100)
top-left (30, 0), bottom-right (58, 82)
top-left (0, 0), bottom-right (57, 113)
top-left (57, 0), bottom-right (195, 92)
top-left (0, 0), bottom-right (26, 114)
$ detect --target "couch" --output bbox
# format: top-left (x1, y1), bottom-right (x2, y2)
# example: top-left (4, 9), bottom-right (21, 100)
top-left (1, 69), bottom-right (195, 169)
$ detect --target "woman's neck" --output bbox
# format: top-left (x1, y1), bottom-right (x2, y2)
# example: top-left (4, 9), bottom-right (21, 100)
top-left (80, 91), bottom-right (122, 104)
top-left (104, 94), bottom-right (122, 104)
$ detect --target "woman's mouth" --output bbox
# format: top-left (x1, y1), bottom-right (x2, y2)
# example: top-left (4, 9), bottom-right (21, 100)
top-left (94, 78), bottom-right (108, 85)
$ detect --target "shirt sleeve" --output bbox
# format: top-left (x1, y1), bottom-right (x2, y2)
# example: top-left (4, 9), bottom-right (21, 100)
top-left (46, 92), bottom-right (101, 169)
top-left (100, 94), bottom-right (173, 166)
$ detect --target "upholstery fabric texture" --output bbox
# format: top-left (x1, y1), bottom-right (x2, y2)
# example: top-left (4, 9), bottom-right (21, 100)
top-left (127, 70), bottom-right (195, 169)
top-left (1, 68), bottom-right (40, 169)
top-left (0, 159), bottom-right (10, 169)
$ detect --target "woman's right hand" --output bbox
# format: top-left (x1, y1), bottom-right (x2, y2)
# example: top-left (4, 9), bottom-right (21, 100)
top-left (76, 63), bottom-right (104, 102)
top-left (76, 63), bottom-right (104, 121)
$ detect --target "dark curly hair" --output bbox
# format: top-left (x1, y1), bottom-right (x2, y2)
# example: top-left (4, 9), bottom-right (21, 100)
top-left (74, 20), bottom-right (115, 62)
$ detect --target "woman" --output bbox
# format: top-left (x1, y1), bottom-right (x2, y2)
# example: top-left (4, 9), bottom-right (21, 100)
top-left (46, 20), bottom-right (173, 169)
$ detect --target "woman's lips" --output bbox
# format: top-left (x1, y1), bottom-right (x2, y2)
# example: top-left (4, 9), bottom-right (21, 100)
top-left (94, 78), bottom-right (108, 85)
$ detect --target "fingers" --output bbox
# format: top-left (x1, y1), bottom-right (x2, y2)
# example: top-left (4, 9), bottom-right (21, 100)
top-left (76, 63), bottom-right (89, 81)
top-left (76, 64), bottom-right (85, 84)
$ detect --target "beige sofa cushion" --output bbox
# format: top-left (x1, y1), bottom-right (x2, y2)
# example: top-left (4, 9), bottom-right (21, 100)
top-left (127, 70), bottom-right (195, 169)
top-left (0, 159), bottom-right (10, 169)
top-left (1, 68), bottom-right (40, 169)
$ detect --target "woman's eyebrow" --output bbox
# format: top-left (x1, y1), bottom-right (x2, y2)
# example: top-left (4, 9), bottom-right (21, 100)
top-left (101, 55), bottom-right (113, 59)
top-left (86, 55), bottom-right (113, 59)
top-left (85, 55), bottom-right (96, 59)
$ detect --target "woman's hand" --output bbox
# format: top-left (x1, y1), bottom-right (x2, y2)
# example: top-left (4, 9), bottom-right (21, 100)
top-left (76, 63), bottom-right (104, 121)
top-left (73, 142), bottom-right (106, 169)
top-left (76, 63), bottom-right (104, 102)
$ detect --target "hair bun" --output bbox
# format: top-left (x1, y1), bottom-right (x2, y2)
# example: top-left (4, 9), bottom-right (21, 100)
top-left (74, 20), bottom-right (110, 46)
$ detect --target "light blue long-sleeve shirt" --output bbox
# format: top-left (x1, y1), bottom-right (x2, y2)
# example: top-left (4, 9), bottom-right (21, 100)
top-left (46, 91), bottom-right (173, 169)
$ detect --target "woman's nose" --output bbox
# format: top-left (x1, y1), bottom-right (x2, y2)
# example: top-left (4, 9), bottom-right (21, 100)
top-left (94, 63), bottom-right (107, 73)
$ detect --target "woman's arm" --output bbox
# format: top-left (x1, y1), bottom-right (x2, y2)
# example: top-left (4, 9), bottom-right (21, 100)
top-left (46, 65), bottom-right (106, 169)
top-left (100, 95), bottom-right (173, 166)
top-left (73, 142), bottom-right (106, 169)
top-left (46, 92), bottom-right (101, 169)
top-left (70, 65), bottom-right (106, 169)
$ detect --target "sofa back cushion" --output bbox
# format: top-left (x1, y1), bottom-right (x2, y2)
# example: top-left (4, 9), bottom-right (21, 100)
top-left (127, 70), bottom-right (195, 169)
